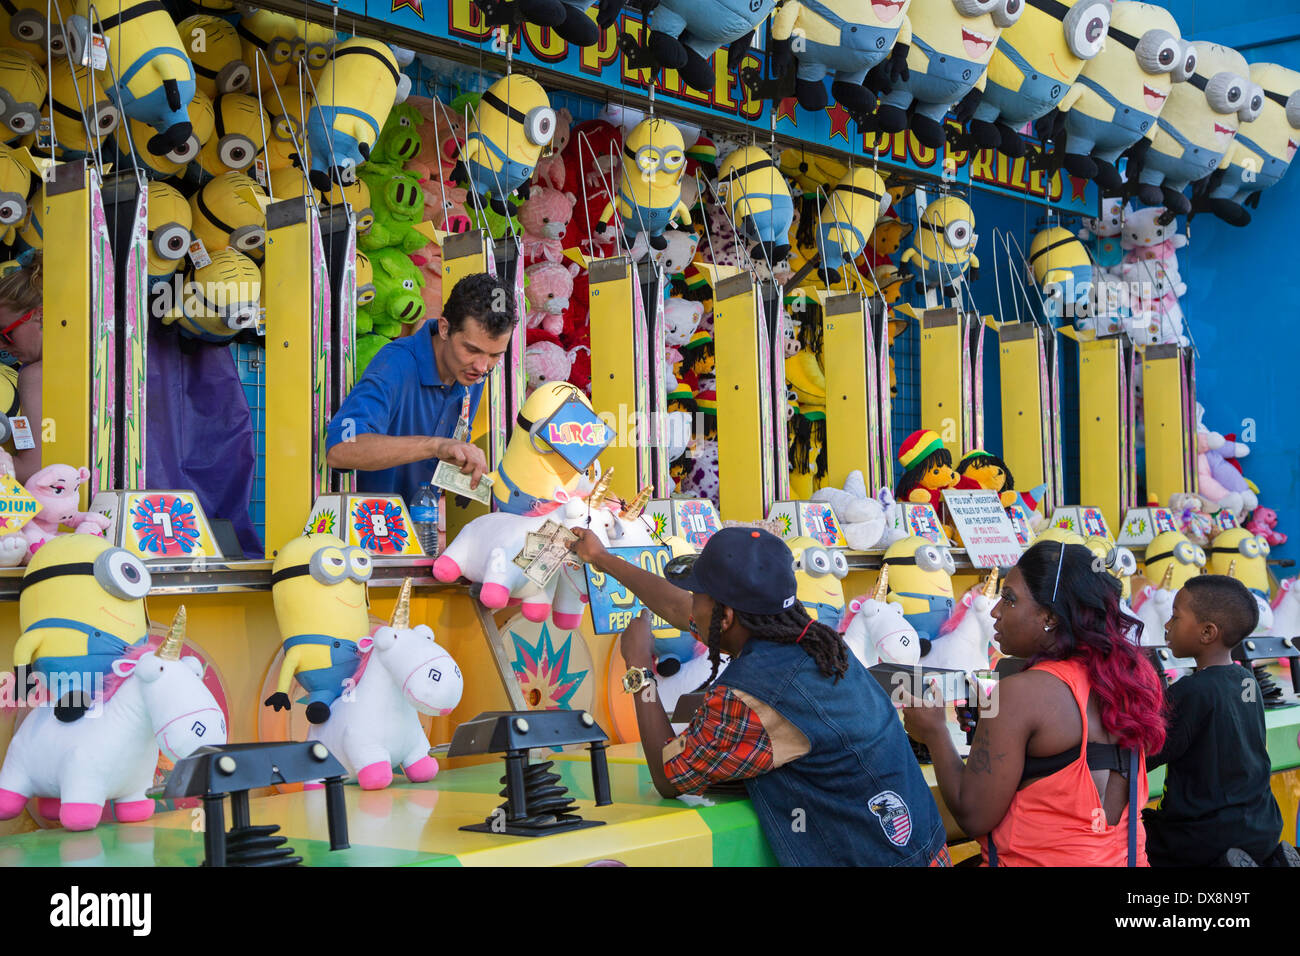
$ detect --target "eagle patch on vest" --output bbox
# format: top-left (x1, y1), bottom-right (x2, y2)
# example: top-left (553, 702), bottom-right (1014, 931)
top-left (868, 790), bottom-right (912, 846)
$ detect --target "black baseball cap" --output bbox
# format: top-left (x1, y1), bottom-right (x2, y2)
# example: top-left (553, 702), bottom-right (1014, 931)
top-left (665, 527), bottom-right (800, 616)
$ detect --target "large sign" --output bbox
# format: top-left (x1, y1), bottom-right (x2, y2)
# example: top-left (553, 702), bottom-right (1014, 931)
top-left (330, 0), bottom-right (1095, 214)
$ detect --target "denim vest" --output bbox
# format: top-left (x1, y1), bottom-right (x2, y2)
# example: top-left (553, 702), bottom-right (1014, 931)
top-left (717, 639), bottom-right (947, 866)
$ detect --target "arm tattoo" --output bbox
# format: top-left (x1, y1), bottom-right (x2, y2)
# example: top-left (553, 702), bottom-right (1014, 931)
top-left (967, 726), bottom-right (1005, 776)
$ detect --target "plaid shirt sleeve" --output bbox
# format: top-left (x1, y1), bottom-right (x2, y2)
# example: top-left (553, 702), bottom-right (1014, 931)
top-left (663, 686), bottom-right (774, 795)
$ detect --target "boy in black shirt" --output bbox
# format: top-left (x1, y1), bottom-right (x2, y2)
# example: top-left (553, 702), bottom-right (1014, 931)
top-left (1144, 575), bottom-right (1296, 866)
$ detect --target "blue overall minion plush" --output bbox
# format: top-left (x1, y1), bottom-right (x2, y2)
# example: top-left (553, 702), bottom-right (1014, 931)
top-left (1028, 224), bottom-right (1093, 326)
top-left (1199, 62), bottom-right (1300, 226)
top-left (115, 87), bottom-right (214, 180)
top-left (472, 0), bottom-right (626, 48)
top-left (768, 0), bottom-right (913, 117)
top-left (66, 0), bottom-right (198, 157)
top-left (872, 0), bottom-right (1021, 149)
top-left (901, 194), bottom-right (979, 296)
top-left (639, 0), bottom-right (778, 93)
top-left (717, 145), bottom-right (794, 262)
top-left (817, 166), bottom-right (889, 284)
top-left (596, 116), bottom-right (690, 251)
top-left (457, 74), bottom-right (555, 215)
top-left (306, 38), bottom-right (406, 191)
top-left (882, 535), bottom-right (956, 643)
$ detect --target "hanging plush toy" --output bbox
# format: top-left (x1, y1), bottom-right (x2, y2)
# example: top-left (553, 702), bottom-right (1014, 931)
top-left (0, 49), bottom-right (46, 145)
top-left (193, 92), bottom-right (268, 181)
top-left (236, 10), bottom-right (335, 93)
top-left (266, 534), bottom-right (374, 725)
top-left (816, 166), bottom-right (889, 284)
top-left (179, 14), bottom-right (251, 99)
top-left (188, 170), bottom-right (268, 262)
top-left (0, 145), bottom-right (39, 247)
top-left (901, 194), bottom-right (978, 296)
top-left (0, 0), bottom-right (58, 63)
top-left (472, 0), bottom-right (626, 47)
top-left (765, 0), bottom-right (913, 117)
top-left (595, 116), bottom-right (690, 251)
top-left (1128, 41), bottom-right (1251, 216)
top-left (163, 247), bottom-right (262, 343)
top-left (456, 74), bottom-right (555, 215)
top-left (46, 63), bottom-right (120, 161)
top-left (871, 0), bottom-right (1021, 149)
top-left (632, 0), bottom-right (777, 93)
top-left (66, 0), bottom-right (197, 156)
top-left (896, 428), bottom-right (957, 508)
top-left (1198, 62), bottom-right (1300, 226)
top-left (146, 180), bottom-right (192, 286)
top-left (968, 0), bottom-right (1111, 155)
top-left (364, 103), bottom-right (425, 174)
top-left (882, 535), bottom-right (957, 643)
top-left (524, 261), bottom-right (581, 336)
top-left (263, 86), bottom-right (313, 174)
top-left (716, 145), bottom-right (794, 263)
top-left (519, 185), bottom-right (578, 264)
top-left (1028, 224), bottom-right (1093, 326)
top-left (1077, 194), bottom-right (1126, 268)
top-left (1053, 0), bottom-right (1190, 191)
top-left (306, 38), bottom-right (407, 191)
top-left (115, 87), bottom-right (214, 180)
top-left (356, 169), bottom-right (432, 254)
top-left (358, 246), bottom-right (426, 340)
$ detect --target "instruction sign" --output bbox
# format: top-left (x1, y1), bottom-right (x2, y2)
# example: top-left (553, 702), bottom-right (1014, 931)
top-left (942, 489), bottom-right (1023, 568)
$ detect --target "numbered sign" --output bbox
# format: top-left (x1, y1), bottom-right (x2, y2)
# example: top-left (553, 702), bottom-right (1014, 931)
top-left (1006, 503), bottom-right (1036, 547)
top-left (90, 490), bottom-right (221, 560)
top-left (1213, 510), bottom-right (1238, 531)
top-left (307, 494), bottom-right (423, 556)
top-left (894, 503), bottom-right (949, 546)
top-left (1116, 507), bottom-right (1177, 546)
top-left (672, 499), bottom-right (722, 549)
top-left (1079, 506), bottom-right (1110, 539)
top-left (585, 546), bottom-right (672, 634)
top-left (767, 501), bottom-right (848, 548)
top-left (0, 476), bottom-right (41, 534)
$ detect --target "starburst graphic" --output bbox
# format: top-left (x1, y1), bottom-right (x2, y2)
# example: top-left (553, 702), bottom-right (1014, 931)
top-left (775, 97), bottom-right (799, 126)
top-left (309, 511), bottom-right (337, 535)
top-left (510, 623), bottom-right (588, 711)
top-left (131, 495), bottom-right (201, 556)
top-left (777, 513), bottom-right (793, 536)
top-left (827, 103), bottom-right (852, 143)
top-left (353, 499), bottom-right (409, 553)
top-left (651, 512), bottom-right (670, 538)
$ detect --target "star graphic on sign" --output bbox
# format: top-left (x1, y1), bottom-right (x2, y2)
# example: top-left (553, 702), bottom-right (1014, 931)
top-left (0, 515), bottom-right (9, 530)
top-left (392, 0), bottom-right (424, 18)
top-left (775, 97), bottom-right (799, 127)
top-left (1070, 175), bottom-right (1089, 202)
top-left (827, 102), bottom-right (852, 143)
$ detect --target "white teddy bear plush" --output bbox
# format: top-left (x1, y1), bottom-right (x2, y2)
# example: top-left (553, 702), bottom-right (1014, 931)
top-left (810, 470), bottom-right (900, 551)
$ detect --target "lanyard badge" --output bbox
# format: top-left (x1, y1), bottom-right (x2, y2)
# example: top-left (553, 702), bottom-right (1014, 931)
top-left (452, 391), bottom-right (472, 443)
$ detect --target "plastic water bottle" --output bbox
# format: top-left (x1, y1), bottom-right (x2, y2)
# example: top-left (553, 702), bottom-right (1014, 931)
top-left (410, 482), bottom-right (440, 557)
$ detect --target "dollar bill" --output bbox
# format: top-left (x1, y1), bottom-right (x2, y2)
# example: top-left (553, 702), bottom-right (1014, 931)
top-left (431, 460), bottom-right (494, 505)
top-left (536, 519), bottom-right (576, 546)
top-left (521, 542), bottom-right (569, 588)
top-left (512, 532), bottom-right (550, 570)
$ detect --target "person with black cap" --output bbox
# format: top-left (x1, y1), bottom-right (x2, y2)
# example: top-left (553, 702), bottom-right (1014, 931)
top-left (569, 526), bottom-right (949, 866)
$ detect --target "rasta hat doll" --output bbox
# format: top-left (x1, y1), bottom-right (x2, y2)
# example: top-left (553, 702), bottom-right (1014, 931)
top-left (955, 449), bottom-right (1018, 508)
top-left (896, 429), bottom-right (957, 508)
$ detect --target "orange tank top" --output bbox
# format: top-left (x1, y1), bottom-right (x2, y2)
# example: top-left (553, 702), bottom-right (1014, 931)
top-left (978, 658), bottom-right (1149, 867)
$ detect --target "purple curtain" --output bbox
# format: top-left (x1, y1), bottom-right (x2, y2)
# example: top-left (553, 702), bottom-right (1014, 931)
top-left (146, 321), bottom-right (263, 557)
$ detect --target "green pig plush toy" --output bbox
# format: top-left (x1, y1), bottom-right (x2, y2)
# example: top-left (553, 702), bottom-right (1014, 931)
top-left (365, 103), bottom-right (424, 174)
top-left (355, 332), bottom-right (390, 375)
top-left (356, 246), bottom-right (425, 340)
top-left (357, 167), bottom-right (431, 254)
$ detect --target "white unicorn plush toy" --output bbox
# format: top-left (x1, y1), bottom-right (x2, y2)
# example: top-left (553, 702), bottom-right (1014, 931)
top-left (919, 570), bottom-right (1002, 676)
top-left (840, 566), bottom-right (921, 669)
top-left (0, 607), bottom-right (227, 831)
top-left (1132, 565), bottom-right (1177, 646)
top-left (1267, 576), bottom-right (1300, 638)
top-left (309, 579), bottom-right (463, 791)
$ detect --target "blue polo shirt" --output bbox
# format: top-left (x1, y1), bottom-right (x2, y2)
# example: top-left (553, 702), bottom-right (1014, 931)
top-left (325, 325), bottom-right (483, 507)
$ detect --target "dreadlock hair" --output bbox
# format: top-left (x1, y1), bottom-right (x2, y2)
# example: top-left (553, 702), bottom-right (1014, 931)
top-left (795, 299), bottom-right (824, 357)
top-left (796, 192), bottom-right (820, 250)
top-left (669, 274), bottom-right (714, 304)
top-left (696, 602), bottom-right (849, 691)
top-left (956, 451), bottom-right (1015, 491)
top-left (680, 336), bottom-right (714, 377)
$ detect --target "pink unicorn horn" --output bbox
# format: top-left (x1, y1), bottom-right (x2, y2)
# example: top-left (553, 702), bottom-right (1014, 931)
top-left (391, 578), bottom-right (413, 630)
top-left (160, 606), bottom-right (185, 661)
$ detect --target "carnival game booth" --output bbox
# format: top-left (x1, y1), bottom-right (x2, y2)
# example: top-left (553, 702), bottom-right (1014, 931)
top-left (0, 0), bottom-right (1295, 865)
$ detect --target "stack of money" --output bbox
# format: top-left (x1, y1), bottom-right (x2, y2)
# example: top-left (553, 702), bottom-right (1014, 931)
top-left (513, 520), bottom-right (579, 588)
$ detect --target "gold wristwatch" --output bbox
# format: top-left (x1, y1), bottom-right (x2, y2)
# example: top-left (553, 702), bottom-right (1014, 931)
top-left (621, 666), bottom-right (656, 694)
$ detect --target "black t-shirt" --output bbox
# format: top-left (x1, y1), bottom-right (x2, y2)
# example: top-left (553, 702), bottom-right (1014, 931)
top-left (1143, 664), bottom-right (1282, 866)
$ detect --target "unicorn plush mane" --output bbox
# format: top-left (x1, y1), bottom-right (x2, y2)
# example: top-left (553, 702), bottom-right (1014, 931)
top-left (936, 592), bottom-right (973, 637)
top-left (101, 638), bottom-right (163, 703)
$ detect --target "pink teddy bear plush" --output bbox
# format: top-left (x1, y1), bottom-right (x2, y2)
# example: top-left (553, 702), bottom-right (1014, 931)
top-left (524, 261), bottom-right (581, 336)
top-left (1245, 506), bottom-right (1287, 547)
top-left (14, 465), bottom-right (111, 561)
top-left (519, 186), bottom-right (577, 265)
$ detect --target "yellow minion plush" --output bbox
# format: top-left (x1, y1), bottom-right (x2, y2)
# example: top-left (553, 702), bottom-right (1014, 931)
top-left (817, 166), bottom-right (888, 284)
top-left (268, 164), bottom-right (313, 202)
top-left (355, 250), bottom-right (375, 309)
top-left (179, 14), bottom-right (251, 100)
top-left (188, 170), bottom-right (268, 261)
top-left (1084, 535), bottom-right (1138, 600)
top-left (1142, 529), bottom-right (1205, 591)
top-left (1202, 62), bottom-right (1300, 225)
top-left (146, 180), bottom-right (192, 281)
top-left (902, 194), bottom-right (979, 295)
top-left (971, 0), bottom-right (1111, 153)
top-left (598, 116), bottom-right (690, 250)
top-left (1208, 527), bottom-right (1272, 600)
top-left (0, 48), bottom-right (47, 145)
top-left (164, 246), bottom-right (261, 342)
top-left (1058, 0), bottom-right (1187, 189)
top-left (67, 0), bottom-right (198, 157)
top-left (306, 37), bottom-right (404, 191)
top-left (458, 73), bottom-right (555, 214)
top-left (195, 92), bottom-right (267, 180)
top-left (882, 535), bottom-right (956, 641)
top-left (14, 185), bottom-right (43, 251)
top-left (0, 144), bottom-right (39, 246)
top-left (789, 536), bottom-right (850, 630)
top-left (266, 533), bottom-right (373, 724)
top-left (14, 536), bottom-right (152, 719)
top-left (318, 177), bottom-right (374, 233)
top-left (717, 145), bottom-right (794, 262)
top-left (117, 86), bottom-right (215, 178)
top-left (237, 10), bottom-right (333, 93)
top-left (0, 0), bottom-right (59, 64)
top-left (264, 85), bottom-right (313, 172)
top-left (47, 63), bottom-right (120, 159)
top-left (1029, 224), bottom-right (1093, 324)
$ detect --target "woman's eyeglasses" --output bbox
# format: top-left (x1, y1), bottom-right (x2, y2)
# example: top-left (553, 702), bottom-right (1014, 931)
top-left (0, 307), bottom-right (39, 346)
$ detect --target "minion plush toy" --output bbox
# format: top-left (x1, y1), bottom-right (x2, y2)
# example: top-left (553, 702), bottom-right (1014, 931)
top-left (266, 533), bottom-right (373, 724)
top-left (767, 0), bottom-right (913, 117)
top-left (457, 74), bottom-right (555, 215)
top-left (0, 144), bottom-right (39, 247)
top-left (1199, 62), bottom-right (1300, 226)
top-left (817, 166), bottom-right (889, 284)
top-left (901, 194), bottom-right (978, 296)
top-left (896, 428), bottom-right (957, 508)
top-left (194, 92), bottom-right (267, 181)
top-left (116, 87), bottom-right (214, 179)
top-left (1142, 529), bottom-right (1206, 591)
top-left (163, 247), bottom-right (262, 342)
top-left (46, 64), bottom-right (120, 161)
top-left (146, 180), bottom-right (192, 286)
top-left (1208, 527), bottom-right (1272, 601)
top-left (0, 49), bottom-right (46, 145)
top-left (1027, 224), bottom-right (1094, 326)
top-left (1056, 0), bottom-right (1190, 191)
top-left (1129, 41), bottom-right (1251, 216)
top-left (189, 170), bottom-right (269, 262)
top-left (306, 38), bottom-right (405, 191)
top-left (0, 0), bottom-right (59, 63)
top-left (179, 14), bottom-right (251, 99)
top-left (319, 177), bottom-right (375, 234)
top-left (638, 0), bottom-right (777, 93)
top-left (261, 86), bottom-right (313, 174)
top-left (597, 117), bottom-right (690, 251)
top-left (1084, 534), bottom-right (1138, 600)
top-left (882, 535), bottom-right (956, 642)
top-left (789, 536), bottom-right (850, 629)
top-left (14, 536), bottom-right (152, 721)
top-left (968, 0), bottom-right (1112, 155)
top-left (236, 10), bottom-right (335, 93)
top-left (716, 145), bottom-right (794, 262)
top-left (872, 0), bottom-right (1022, 149)
top-left (66, 0), bottom-right (198, 157)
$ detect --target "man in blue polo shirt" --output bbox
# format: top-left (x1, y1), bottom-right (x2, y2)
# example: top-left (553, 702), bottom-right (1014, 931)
top-left (325, 273), bottom-right (516, 504)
